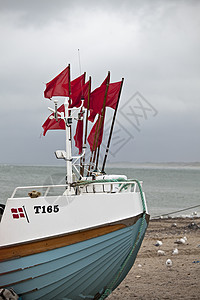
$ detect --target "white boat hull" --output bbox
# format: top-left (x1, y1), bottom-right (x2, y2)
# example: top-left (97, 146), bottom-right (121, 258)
top-left (0, 191), bottom-right (147, 247)
top-left (0, 180), bottom-right (149, 299)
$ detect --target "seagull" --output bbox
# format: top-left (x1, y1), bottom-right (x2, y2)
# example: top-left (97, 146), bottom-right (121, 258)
top-left (172, 248), bottom-right (178, 255)
top-left (175, 238), bottom-right (186, 244)
top-left (154, 240), bottom-right (163, 247)
top-left (166, 259), bottom-right (172, 267)
top-left (157, 250), bottom-right (166, 256)
top-left (180, 238), bottom-right (186, 244)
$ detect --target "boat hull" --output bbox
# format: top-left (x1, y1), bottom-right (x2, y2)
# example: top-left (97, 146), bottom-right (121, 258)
top-left (0, 214), bottom-right (149, 300)
top-left (0, 191), bottom-right (146, 247)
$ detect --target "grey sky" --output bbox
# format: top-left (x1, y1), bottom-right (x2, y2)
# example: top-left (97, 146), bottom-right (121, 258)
top-left (0, 0), bottom-right (199, 165)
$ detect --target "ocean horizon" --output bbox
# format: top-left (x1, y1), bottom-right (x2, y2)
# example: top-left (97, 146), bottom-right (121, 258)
top-left (0, 163), bottom-right (200, 219)
top-left (1, 161), bottom-right (200, 169)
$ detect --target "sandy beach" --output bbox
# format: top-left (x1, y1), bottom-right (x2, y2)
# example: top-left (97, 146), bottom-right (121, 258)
top-left (108, 217), bottom-right (200, 300)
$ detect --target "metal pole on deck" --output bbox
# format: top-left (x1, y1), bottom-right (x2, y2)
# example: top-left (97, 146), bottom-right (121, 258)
top-left (101, 78), bottom-right (124, 173)
top-left (65, 64), bottom-right (73, 189)
top-left (65, 99), bottom-right (73, 188)
top-left (81, 76), bottom-right (91, 176)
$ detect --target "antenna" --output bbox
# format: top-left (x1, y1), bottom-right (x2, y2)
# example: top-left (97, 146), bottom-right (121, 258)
top-left (78, 49), bottom-right (82, 75)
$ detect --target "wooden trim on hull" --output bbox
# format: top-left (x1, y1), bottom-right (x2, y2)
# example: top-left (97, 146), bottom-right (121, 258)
top-left (0, 213), bottom-right (150, 263)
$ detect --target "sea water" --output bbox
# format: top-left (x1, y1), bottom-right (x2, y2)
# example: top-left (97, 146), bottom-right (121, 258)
top-left (0, 164), bottom-right (199, 218)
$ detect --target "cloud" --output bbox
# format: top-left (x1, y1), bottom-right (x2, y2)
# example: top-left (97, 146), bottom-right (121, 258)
top-left (0, 0), bottom-right (200, 164)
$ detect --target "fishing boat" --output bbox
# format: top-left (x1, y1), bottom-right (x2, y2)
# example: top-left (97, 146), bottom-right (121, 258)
top-left (0, 65), bottom-right (150, 300)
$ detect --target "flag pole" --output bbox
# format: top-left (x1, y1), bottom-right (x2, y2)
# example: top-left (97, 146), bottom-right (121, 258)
top-left (68, 64), bottom-right (72, 148)
top-left (84, 77), bottom-right (91, 142)
top-left (95, 145), bottom-right (101, 170)
top-left (81, 76), bottom-right (91, 176)
top-left (68, 64), bottom-right (71, 104)
top-left (65, 64), bottom-right (73, 189)
top-left (87, 115), bottom-right (101, 176)
top-left (101, 78), bottom-right (124, 174)
top-left (79, 72), bottom-right (86, 176)
top-left (91, 72), bottom-right (110, 172)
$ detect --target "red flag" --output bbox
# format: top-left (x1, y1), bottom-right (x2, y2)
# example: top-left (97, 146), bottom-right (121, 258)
top-left (87, 115), bottom-right (105, 151)
top-left (44, 66), bottom-right (70, 99)
top-left (74, 118), bottom-right (83, 154)
top-left (88, 79), bottom-right (122, 122)
top-left (70, 73), bottom-right (85, 107)
top-left (42, 76), bottom-right (90, 136)
top-left (82, 80), bottom-right (90, 108)
top-left (70, 77), bottom-right (91, 108)
top-left (42, 104), bottom-right (65, 136)
top-left (106, 81), bottom-right (122, 109)
top-left (88, 73), bottom-right (110, 122)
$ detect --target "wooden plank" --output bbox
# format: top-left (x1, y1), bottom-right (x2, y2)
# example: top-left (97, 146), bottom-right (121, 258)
top-left (0, 213), bottom-right (150, 263)
top-left (0, 224), bottom-right (125, 262)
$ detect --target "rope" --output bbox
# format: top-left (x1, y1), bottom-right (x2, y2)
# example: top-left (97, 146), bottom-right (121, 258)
top-left (99, 180), bottom-right (147, 299)
top-left (152, 204), bottom-right (200, 219)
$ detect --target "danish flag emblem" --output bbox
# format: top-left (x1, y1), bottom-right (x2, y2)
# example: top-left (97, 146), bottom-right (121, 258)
top-left (11, 206), bottom-right (29, 222)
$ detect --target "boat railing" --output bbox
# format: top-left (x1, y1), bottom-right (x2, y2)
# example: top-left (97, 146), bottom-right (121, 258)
top-left (74, 180), bottom-right (142, 194)
top-left (10, 180), bottom-right (143, 198)
top-left (10, 184), bottom-right (68, 199)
